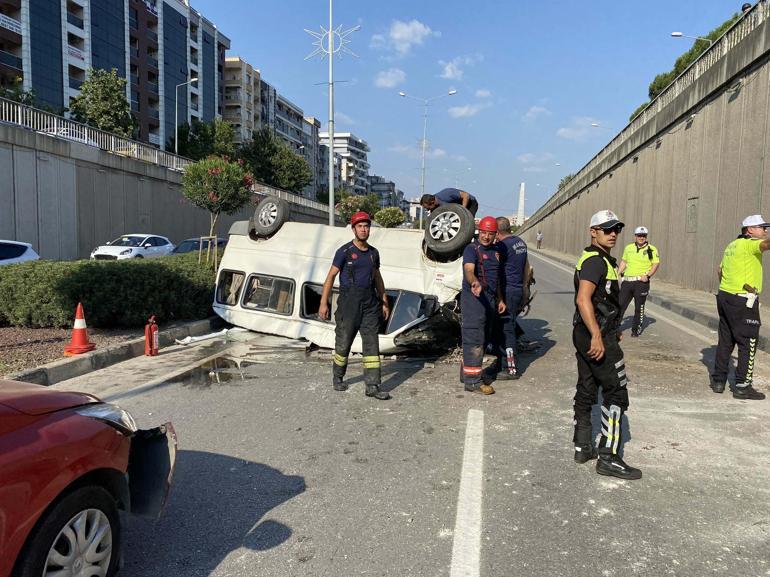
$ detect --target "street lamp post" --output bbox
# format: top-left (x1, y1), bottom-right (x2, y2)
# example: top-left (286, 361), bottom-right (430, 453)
top-left (670, 31), bottom-right (714, 46)
top-left (398, 89), bottom-right (457, 229)
top-left (174, 77), bottom-right (198, 155)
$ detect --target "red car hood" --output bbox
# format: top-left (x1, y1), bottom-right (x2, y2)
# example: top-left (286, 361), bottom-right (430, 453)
top-left (0, 380), bottom-right (100, 415)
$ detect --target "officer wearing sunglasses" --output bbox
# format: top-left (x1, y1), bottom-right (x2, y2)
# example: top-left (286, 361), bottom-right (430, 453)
top-left (572, 210), bottom-right (641, 480)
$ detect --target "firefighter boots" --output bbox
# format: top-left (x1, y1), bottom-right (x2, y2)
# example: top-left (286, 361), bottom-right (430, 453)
top-left (365, 384), bottom-right (391, 400)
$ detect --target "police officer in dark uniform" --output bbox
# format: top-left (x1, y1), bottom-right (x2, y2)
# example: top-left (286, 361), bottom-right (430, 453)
top-left (711, 214), bottom-right (770, 400)
top-left (573, 210), bottom-right (641, 480)
top-left (461, 216), bottom-right (506, 395)
top-left (494, 216), bottom-right (530, 379)
top-left (319, 211), bottom-right (391, 400)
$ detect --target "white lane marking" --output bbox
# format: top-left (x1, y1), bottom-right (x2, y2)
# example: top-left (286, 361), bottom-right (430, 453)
top-left (529, 252), bottom-right (713, 345)
top-left (450, 409), bottom-right (484, 577)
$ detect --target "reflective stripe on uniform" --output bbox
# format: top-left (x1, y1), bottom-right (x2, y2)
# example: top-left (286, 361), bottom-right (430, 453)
top-left (463, 365), bottom-right (483, 375)
top-left (362, 355), bottom-right (381, 369)
top-left (333, 353), bottom-right (348, 366)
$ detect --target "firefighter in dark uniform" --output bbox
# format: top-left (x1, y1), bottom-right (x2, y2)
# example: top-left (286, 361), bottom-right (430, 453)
top-left (573, 210), bottom-right (642, 480)
top-left (319, 211), bottom-right (391, 400)
top-left (618, 226), bottom-right (660, 337)
top-left (494, 216), bottom-right (531, 379)
top-left (461, 216), bottom-right (506, 395)
top-left (710, 214), bottom-right (770, 400)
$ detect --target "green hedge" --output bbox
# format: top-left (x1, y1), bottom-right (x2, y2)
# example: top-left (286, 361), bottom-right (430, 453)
top-left (0, 254), bottom-right (217, 328)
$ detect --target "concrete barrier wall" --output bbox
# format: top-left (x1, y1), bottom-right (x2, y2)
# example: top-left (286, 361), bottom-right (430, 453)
top-left (0, 123), bottom-right (335, 259)
top-left (519, 17), bottom-right (770, 302)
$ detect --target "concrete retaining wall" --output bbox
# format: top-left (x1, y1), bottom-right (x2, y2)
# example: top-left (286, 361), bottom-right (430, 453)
top-left (0, 123), bottom-right (336, 260)
top-left (519, 17), bottom-right (770, 302)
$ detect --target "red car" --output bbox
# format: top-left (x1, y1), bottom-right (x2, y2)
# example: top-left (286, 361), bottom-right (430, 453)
top-left (0, 380), bottom-right (176, 577)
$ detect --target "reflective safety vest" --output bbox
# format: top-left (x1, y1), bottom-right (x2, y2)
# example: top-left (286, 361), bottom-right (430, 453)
top-left (719, 236), bottom-right (763, 295)
top-left (574, 248), bottom-right (621, 333)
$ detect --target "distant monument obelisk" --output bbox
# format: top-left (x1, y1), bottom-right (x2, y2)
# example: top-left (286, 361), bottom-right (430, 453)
top-left (516, 182), bottom-right (525, 225)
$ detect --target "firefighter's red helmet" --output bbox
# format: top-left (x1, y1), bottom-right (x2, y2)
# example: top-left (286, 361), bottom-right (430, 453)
top-left (350, 211), bottom-right (371, 226)
top-left (478, 216), bottom-right (498, 232)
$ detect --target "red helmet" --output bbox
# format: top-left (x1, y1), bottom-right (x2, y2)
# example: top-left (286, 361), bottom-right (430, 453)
top-left (350, 211), bottom-right (371, 226)
top-left (478, 216), bottom-right (498, 232)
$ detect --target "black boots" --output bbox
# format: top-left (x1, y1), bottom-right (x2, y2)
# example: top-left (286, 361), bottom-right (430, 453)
top-left (733, 385), bottom-right (766, 400)
top-left (574, 445), bottom-right (597, 464)
top-left (333, 376), bottom-right (348, 391)
top-left (365, 384), bottom-right (391, 400)
top-left (596, 453), bottom-right (642, 480)
top-left (709, 378), bottom-right (725, 394)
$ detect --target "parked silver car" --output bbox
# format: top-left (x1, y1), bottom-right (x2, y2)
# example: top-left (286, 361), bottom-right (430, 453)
top-left (90, 234), bottom-right (175, 260)
top-left (0, 240), bottom-right (40, 265)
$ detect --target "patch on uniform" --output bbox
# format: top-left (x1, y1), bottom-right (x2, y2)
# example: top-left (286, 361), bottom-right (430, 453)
top-left (351, 253), bottom-right (358, 259)
top-left (606, 281), bottom-right (611, 292)
top-left (482, 254), bottom-right (488, 260)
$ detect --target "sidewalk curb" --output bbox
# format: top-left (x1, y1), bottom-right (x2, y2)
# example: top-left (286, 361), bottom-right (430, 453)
top-left (11, 316), bottom-right (226, 386)
top-left (531, 249), bottom-right (770, 354)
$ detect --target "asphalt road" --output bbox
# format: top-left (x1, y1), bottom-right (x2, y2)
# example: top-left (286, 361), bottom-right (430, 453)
top-left (57, 252), bottom-right (770, 577)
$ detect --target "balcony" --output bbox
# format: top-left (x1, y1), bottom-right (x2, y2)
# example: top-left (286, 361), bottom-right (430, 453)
top-left (130, 73), bottom-right (139, 86)
top-left (130, 99), bottom-right (139, 111)
top-left (66, 12), bottom-right (83, 29)
top-left (189, 54), bottom-right (198, 66)
top-left (148, 108), bottom-right (159, 119)
top-left (129, 16), bottom-right (137, 29)
top-left (67, 45), bottom-right (85, 62)
top-left (0, 49), bottom-right (22, 70)
top-left (148, 133), bottom-right (160, 146)
top-left (147, 29), bottom-right (157, 42)
top-left (146, 80), bottom-right (158, 94)
top-left (68, 77), bottom-right (83, 90)
top-left (190, 101), bottom-right (199, 112)
top-left (147, 56), bottom-right (158, 69)
top-left (0, 13), bottom-right (22, 34)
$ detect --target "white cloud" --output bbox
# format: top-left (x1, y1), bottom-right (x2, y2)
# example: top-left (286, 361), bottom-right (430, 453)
top-left (517, 152), bottom-right (554, 164)
top-left (475, 89), bottom-right (492, 98)
top-left (439, 55), bottom-right (482, 81)
top-left (522, 105), bottom-right (551, 122)
top-left (448, 102), bottom-right (490, 118)
top-left (370, 19), bottom-right (439, 56)
top-left (374, 68), bottom-right (406, 88)
top-left (557, 116), bottom-right (601, 142)
top-left (523, 166), bottom-right (546, 173)
top-left (389, 143), bottom-right (447, 160)
top-left (335, 111), bottom-right (354, 125)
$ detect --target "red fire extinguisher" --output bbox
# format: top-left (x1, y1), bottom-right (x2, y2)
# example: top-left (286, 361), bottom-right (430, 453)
top-left (144, 315), bottom-right (159, 356)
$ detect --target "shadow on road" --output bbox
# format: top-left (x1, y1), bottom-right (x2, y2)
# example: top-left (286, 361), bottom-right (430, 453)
top-left (123, 450), bottom-right (305, 576)
top-left (619, 315), bottom-right (657, 333)
top-left (516, 317), bottom-right (557, 373)
top-left (700, 345), bottom-right (737, 391)
top-left (342, 360), bottom-right (424, 394)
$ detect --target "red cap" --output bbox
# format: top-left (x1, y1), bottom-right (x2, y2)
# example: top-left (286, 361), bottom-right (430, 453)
top-left (478, 216), bottom-right (498, 232)
top-left (351, 211), bottom-right (371, 226)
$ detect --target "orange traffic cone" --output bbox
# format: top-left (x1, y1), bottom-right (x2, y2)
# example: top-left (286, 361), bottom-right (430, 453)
top-left (64, 302), bottom-right (96, 356)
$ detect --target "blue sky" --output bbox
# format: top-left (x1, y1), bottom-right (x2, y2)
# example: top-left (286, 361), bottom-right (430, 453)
top-left (193, 0), bottom-right (737, 217)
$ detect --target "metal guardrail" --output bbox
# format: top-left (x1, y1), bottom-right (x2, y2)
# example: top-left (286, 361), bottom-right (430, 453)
top-left (0, 95), bottom-right (191, 171)
top-left (252, 183), bottom-right (336, 213)
top-left (528, 3), bottom-right (770, 225)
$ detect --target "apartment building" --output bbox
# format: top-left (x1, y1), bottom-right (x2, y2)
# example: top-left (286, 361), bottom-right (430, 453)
top-left (8, 0), bottom-right (228, 147)
top-left (319, 131), bottom-right (370, 195)
top-left (318, 143), bottom-right (342, 196)
top-left (223, 56), bottom-right (259, 144)
top-left (301, 115), bottom-right (320, 199)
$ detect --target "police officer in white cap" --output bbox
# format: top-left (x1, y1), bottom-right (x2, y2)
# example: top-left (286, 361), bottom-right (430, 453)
top-left (618, 226), bottom-right (660, 337)
top-left (573, 210), bottom-right (641, 479)
top-left (711, 215), bottom-right (770, 400)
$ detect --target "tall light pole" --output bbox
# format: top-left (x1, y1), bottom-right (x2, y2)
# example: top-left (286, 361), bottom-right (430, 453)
top-left (305, 2), bottom-right (359, 226)
top-left (174, 77), bottom-right (198, 155)
top-left (398, 89), bottom-right (457, 229)
top-left (670, 31), bottom-right (714, 46)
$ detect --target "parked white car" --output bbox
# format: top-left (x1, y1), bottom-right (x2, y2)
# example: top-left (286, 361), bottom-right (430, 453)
top-left (213, 196), bottom-right (476, 354)
top-left (0, 240), bottom-right (40, 265)
top-left (90, 234), bottom-right (174, 260)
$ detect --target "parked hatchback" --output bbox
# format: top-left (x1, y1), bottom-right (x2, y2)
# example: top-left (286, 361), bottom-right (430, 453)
top-left (171, 237), bottom-right (228, 255)
top-left (0, 380), bottom-right (176, 577)
top-left (90, 234), bottom-right (174, 260)
top-left (0, 240), bottom-right (39, 266)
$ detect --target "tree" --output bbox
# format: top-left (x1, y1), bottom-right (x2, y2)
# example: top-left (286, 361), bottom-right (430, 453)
top-left (169, 118), bottom-right (235, 160)
top-left (273, 145), bottom-right (311, 193)
top-left (374, 207), bottom-right (406, 228)
top-left (337, 191), bottom-right (381, 223)
top-left (69, 68), bottom-right (135, 137)
top-left (629, 101), bottom-right (649, 122)
top-left (238, 127), bottom-right (311, 193)
top-left (181, 156), bottom-right (254, 236)
top-left (212, 119), bottom-right (235, 158)
top-left (558, 173), bottom-right (576, 191)
top-left (0, 77), bottom-right (36, 106)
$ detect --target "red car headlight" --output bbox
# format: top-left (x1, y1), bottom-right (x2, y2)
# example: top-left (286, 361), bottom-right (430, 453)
top-left (74, 403), bottom-right (138, 435)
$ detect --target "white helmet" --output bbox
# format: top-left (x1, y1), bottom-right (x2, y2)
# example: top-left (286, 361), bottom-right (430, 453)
top-left (634, 226), bottom-right (649, 235)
